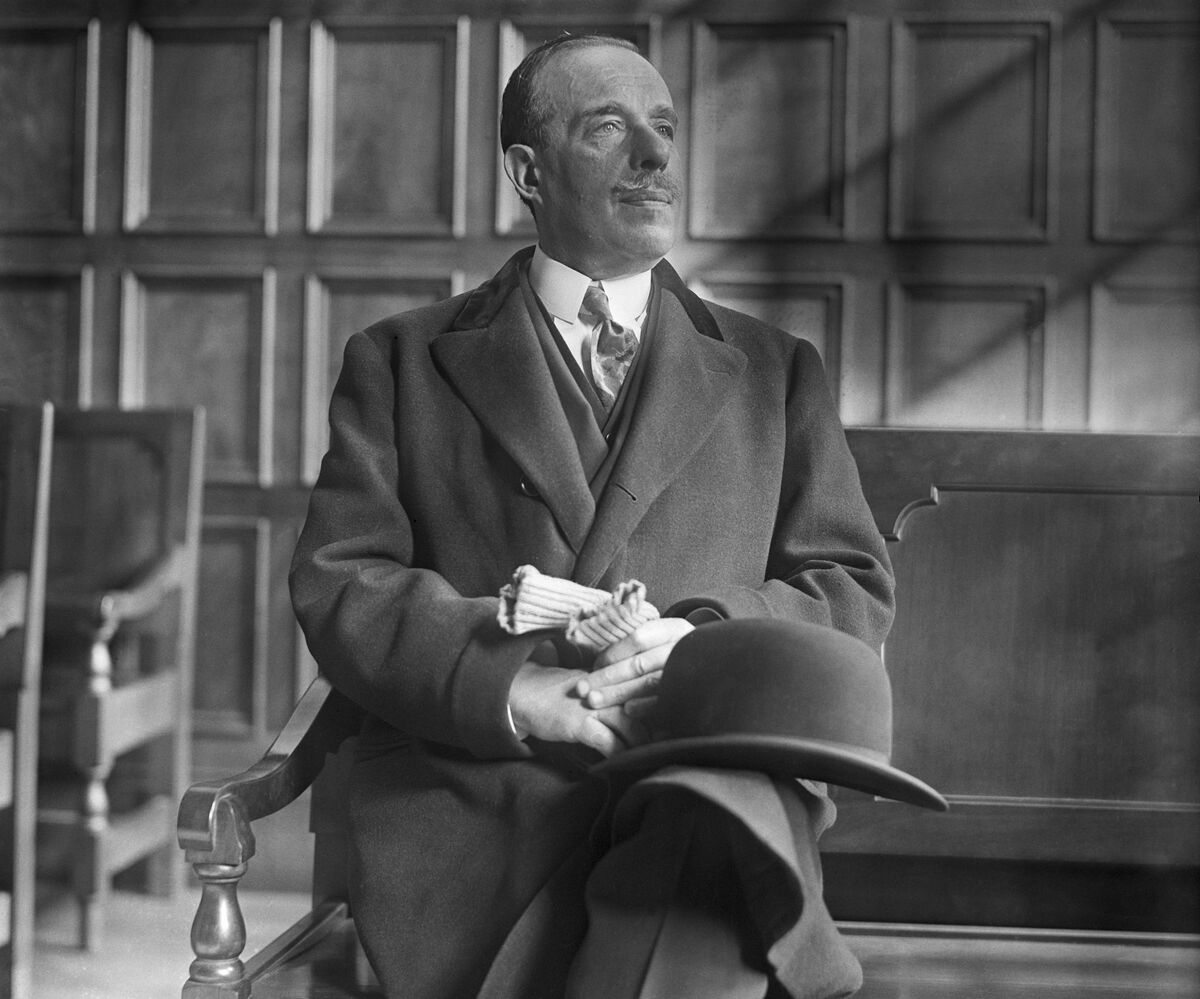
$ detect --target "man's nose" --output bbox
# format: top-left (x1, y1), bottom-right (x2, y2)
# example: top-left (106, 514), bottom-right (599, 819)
top-left (630, 122), bottom-right (671, 171)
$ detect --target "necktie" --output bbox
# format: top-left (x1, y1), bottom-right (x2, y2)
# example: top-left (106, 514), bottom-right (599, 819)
top-left (579, 283), bottom-right (638, 412)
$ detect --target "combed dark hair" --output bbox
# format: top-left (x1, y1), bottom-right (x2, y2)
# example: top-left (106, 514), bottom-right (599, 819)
top-left (500, 33), bottom-right (639, 153)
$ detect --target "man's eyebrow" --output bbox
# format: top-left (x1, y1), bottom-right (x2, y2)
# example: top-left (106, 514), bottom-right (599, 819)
top-left (574, 103), bottom-right (679, 127)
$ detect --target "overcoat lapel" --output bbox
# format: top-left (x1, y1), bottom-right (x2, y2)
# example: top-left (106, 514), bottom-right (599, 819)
top-left (430, 251), bottom-right (596, 553)
top-left (573, 272), bottom-right (747, 587)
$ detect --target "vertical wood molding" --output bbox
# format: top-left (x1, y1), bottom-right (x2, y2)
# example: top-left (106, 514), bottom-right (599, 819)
top-left (123, 23), bottom-right (152, 232)
top-left (81, 18), bottom-right (99, 234)
top-left (451, 16), bottom-right (469, 238)
top-left (258, 267), bottom-right (277, 487)
top-left (301, 274), bottom-right (327, 486)
top-left (493, 19), bottom-right (524, 236)
top-left (78, 264), bottom-right (94, 406)
top-left (263, 17), bottom-right (282, 237)
top-left (118, 268), bottom-right (146, 407)
top-left (252, 515), bottom-right (271, 738)
top-left (305, 19), bottom-right (332, 235)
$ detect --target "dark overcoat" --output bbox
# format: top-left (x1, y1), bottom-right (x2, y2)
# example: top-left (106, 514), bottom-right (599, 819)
top-left (289, 248), bottom-right (894, 998)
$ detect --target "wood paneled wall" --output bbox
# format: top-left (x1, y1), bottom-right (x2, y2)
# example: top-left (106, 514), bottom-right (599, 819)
top-left (1, 0), bottom-right (1197, 892)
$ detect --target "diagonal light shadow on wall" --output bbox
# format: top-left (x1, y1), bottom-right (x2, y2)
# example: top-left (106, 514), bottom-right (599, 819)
top-left (641, 0), bottom-right (1198, 428)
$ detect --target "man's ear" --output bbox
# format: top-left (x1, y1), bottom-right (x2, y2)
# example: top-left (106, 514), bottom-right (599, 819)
top-left (503, 145), bottom-right (540, 205)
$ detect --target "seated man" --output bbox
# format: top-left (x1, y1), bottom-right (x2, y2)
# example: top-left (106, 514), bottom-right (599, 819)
top-left (291, 33), bottom-right (893, 999)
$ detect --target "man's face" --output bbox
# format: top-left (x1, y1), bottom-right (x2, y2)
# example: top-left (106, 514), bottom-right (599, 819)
top-left (519, 45), bottom-right (682, 279)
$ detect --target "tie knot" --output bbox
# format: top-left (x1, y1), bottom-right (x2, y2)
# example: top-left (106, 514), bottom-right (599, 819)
top-left (579, 283), bottom-right (613, 325)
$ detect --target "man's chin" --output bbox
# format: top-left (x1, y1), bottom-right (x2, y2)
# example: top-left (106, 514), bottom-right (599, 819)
top-left (616, 225), bottom-right (677, 267)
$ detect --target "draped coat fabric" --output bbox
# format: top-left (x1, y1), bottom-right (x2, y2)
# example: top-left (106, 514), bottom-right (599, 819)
top-left (289, 248), bottom-right (895, 999)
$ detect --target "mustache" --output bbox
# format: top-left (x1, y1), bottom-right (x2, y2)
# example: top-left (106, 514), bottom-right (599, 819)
top-left (616, 173), bottom-right (683, 201)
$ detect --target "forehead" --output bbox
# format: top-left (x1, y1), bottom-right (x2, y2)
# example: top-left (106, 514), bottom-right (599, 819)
top-left (538, 44), bottom-right (674, 123)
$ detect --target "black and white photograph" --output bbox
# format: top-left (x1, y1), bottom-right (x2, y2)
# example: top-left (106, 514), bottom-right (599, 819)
top-left (1, 1), bottom-right (1197, 997)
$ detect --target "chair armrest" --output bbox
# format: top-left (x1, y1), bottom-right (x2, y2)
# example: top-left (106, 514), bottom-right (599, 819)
top-left (177, 675), bottom-right (364, 866)
top-left (179, 676), bottom-right (364, 996)
top-left (46, 543), bottom-right (190, 636)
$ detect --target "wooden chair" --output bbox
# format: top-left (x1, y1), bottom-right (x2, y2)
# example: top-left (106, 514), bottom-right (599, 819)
top-left (0, 404), bottom-right (52, 999)
top-left (37, 407), bottom-right (204, 951)
top-left (178, 428), bottom-right (1200, 999)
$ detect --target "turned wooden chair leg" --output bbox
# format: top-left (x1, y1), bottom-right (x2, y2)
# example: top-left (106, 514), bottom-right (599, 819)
top-left (184, 861), bottom-right (250, 999)
top-left (74, 630), bottom-right (114, 951)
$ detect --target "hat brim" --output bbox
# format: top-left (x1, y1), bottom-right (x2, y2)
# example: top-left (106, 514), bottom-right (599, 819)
top-left (591, 733), bottom-right (948, 811)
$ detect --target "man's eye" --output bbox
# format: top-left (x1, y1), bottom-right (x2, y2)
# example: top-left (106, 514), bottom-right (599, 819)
top-left (656, 124), bottom-right (675, 140)
top-left (596, 121), bottom-right (621, 135)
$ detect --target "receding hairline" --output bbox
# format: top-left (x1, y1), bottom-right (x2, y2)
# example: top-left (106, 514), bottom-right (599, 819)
top-left (500, 33), bottom-right (646, 152)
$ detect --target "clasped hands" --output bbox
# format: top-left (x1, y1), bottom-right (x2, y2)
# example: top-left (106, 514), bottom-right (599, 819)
top-left (507, 616), bottom-right (694, 758)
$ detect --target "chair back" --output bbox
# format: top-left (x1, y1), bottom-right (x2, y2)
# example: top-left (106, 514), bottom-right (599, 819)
top-left (46, 409), bottom-right (199, 596)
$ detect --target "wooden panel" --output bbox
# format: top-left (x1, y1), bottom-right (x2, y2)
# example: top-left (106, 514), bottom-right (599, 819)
top-left (0, 270), bottom-right (90, 405)
top-left (828, 429), bottom-right (1200, 867)
top-left (494, 18), bottom-right (659, 237)
top-left (691, 274), bottom-right (843, 401)
top-left (308, 19), bottom-right (466, 236)
top-left (0, 22), bottom-right (97, 233)
top-left (691, 21), bottom-right (850, 239)
top-left (194, 517), bottom-right (267, 738)
top-left (125, 21), bottom-right (280, 234)
top-left (1095, 19), bottom-right (1200, 242)
top-left (302, 273), bottom-right (455, 483)
top-left (890, 17), bottom-right (1057, 240)
top-left (120, 269), bottom-right (275, 485)
top-left (886, 281), bottom-right (1045, 428)
top-left (1089, 282), bottom-right (1200, 432)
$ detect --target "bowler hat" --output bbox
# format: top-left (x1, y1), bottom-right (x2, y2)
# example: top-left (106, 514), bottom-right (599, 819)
top-left (592, 617), bottom-right (948, 811)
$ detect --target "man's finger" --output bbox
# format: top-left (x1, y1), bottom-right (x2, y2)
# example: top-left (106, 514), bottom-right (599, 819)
top-left (579, 714), bottom-right (623, 757)
top-left (621, 695), bottom-right (657, 719)
top-left (581, 670), bottom-right (660, 709)
top-left (584, 645), bottom-right (668, 692)
top-left (593, 705), bottom-right (651, 749)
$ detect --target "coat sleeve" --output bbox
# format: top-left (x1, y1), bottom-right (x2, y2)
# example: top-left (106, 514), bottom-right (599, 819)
top-left (666, 338), bottom-right (895, 650)
top-left (289, 329), bottom-right (536, 758)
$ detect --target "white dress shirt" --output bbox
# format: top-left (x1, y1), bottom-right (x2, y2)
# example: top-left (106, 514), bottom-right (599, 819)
top-left (528, 246), bottom-right (652, 376)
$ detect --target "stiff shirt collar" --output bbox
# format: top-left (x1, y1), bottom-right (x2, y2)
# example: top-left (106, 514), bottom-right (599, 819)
top-left (529, 246), bottom-right (652, 332)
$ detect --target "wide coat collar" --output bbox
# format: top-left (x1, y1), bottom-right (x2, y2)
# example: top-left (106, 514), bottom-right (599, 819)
top-left (429, 249), bottom-right (746, 586)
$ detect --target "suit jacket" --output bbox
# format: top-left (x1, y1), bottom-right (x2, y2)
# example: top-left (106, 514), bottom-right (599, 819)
top-left (289, 247), bottom-right (894, 998)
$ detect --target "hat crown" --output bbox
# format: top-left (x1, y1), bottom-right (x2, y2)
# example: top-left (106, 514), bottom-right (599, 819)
top-left (653, 618), bottom-right (893, 758)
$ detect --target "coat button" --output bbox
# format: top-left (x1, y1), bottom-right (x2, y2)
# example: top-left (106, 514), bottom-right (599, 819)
top-left (519, 478), bottom-right (540, 498)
